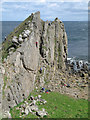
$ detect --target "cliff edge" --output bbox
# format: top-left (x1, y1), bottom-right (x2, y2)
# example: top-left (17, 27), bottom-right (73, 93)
top-left (2, 11), bottom-right (68, 112)
top-left (1, 12), bottom-right (88, 115)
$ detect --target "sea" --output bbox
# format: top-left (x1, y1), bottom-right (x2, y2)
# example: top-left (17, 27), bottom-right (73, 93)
top-left (0, 21), bottom-right (88, 61)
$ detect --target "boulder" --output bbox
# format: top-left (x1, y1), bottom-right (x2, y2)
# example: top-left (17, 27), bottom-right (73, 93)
top-left (12, 36), bottom-right (18, 43)
top-left (24, 38), bottom-right (28, 42)
top-left (32, 100), bottom-right (36, 105)
top-left (18, 37), bottom-right (23, 43)
top-left (21, 109), bottom-right (25, 114)
top-left (23, 33), bottom-right (28, 38)
top-left (36, 110), bottom-right (47, 117)
top-left (43, 100), bottom-right (47, 104)
top-left (38, 95), bottom-right (41, 99)
top-left (30, 96), bottom-right (34, 100)
top-left (24, 30), bottom-right (31, 35)
top-left (25, 108), bottom-right (29, 115)
top-left (19, 34), bottom-right (22, 38)
top-left (30, 105), bottom-right (38, 111)
top-left (7, 111), bottom-right (12, 118)
top-left (28, 107), bottom-right (32, 113)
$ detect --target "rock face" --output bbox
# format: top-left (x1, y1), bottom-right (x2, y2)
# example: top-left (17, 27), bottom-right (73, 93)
top-left (2, 11), bottom-right (68, 112)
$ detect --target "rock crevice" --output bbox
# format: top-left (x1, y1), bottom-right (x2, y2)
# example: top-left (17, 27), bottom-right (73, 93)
top-left (2, 11), bottom-right (68, 112)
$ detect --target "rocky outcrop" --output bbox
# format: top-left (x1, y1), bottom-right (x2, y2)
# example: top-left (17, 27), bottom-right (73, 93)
top-left (2, 11), bottom-right (68, 113)
top-left (2, 12), bottom-right (89, 118)
top-left (13, 95), bottom-right (48, 118)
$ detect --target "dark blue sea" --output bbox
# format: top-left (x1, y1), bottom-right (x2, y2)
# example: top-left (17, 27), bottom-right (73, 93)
top-left (0, 21), bottom-right (88, 61)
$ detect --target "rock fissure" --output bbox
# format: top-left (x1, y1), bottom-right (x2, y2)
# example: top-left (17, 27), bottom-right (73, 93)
top-left (1, 11), bottom-right (88, 117)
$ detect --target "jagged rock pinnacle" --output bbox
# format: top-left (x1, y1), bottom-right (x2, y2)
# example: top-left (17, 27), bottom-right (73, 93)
top-left (2, 11), bottom-right (68, 112)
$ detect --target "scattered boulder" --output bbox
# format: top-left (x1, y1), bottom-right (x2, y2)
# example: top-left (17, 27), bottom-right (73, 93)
top-left (24, 38), bottom-right (28, 42)
top-left (25, 108), bottom-right (29, 115)
top-left (21, 109), bottom-right (25, 114)
top-left (28, 107), bottom-right (32, 113)
top-left (19, 34), bottom-right (22, 38)
top-left (36, 109), bottom-right (47, 117)
top-left (22, 33), bottom-right (28, 39)
top-left (43, 100), bottom-right (47, 104)
top-left (12, 36), bottom-right (18, 43)
top-left (24, 101), bottom-right (28, 105)
top-left (15, 94), bottom-right (48, 118)
top-left (24, 30), bottom-right (31, 36)
top-left (30, 96), bottom-right (34, 100)
top-left (30, 105), bottom-right (38, 111)
top-left (32, 100), bottom-right (36, 105)
top-left (38, 95), bottom-right (41, 99)
top-left (18, 37), bottom-right (23, 43)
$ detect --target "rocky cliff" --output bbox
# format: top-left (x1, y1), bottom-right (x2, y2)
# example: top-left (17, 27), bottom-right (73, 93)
top-left (2, 11), bottom-right (68, 112)
top-left (1, 12), bottom-right (89, 116)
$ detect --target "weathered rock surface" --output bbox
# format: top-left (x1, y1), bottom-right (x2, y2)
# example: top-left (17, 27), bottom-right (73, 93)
top-left (2, 11), bottom-right (68, 113)
top-left (1, 11), bottom-right (88, 116)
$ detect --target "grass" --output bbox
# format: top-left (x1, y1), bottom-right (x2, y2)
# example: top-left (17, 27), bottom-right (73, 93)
top-left (2, 75), bottom-right (7, 97)
top-left (10, 94), bottom-right (38, 118)
top-left (38, 92), bottom-right (88, 118)
top-left (2, 14), bottom-right (33, 62)
top-left (10, 91), bottom-right (88, 118)
top-left (42, 46), bottom-right (47, 51)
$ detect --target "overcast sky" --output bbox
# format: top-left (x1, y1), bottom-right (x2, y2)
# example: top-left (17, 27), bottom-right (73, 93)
top-left (1, 0), bottom-right (89, 21)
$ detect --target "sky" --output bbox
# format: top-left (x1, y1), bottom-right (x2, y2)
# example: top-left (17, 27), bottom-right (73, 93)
top-left (0, 0), bottom-right (89, 21)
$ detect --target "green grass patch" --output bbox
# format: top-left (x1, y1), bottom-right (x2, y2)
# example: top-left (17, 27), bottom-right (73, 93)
top-left (10, 94), bottom-right (38, 118)
top-left (42, 46), bottom-right (47, 50)
top-left (10, 91), bottom-right (88, 118)
top-left (37, 92), bottom-right (88, 118)
top-left (2, 75), bottom-right (7, 97)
